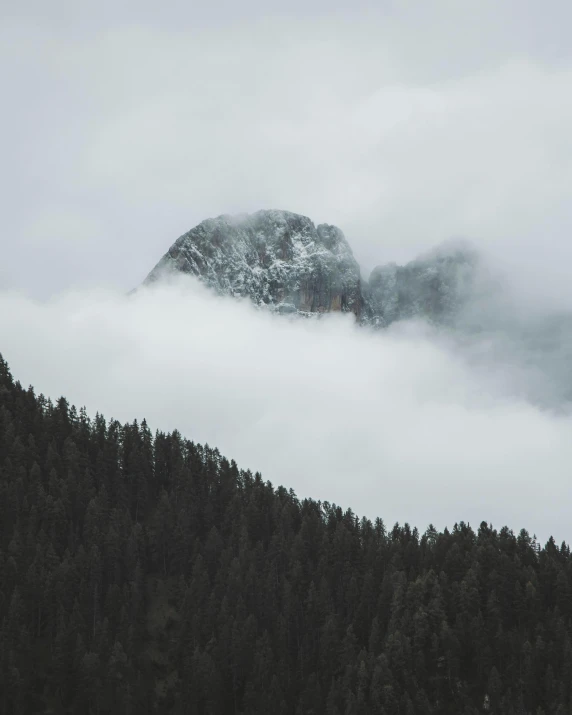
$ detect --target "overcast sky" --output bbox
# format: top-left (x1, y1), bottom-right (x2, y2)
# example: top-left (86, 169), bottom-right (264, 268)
top-left (2, 1), bottom-right (572, 541)
top-left (2, 0), bottom-right (572, 297)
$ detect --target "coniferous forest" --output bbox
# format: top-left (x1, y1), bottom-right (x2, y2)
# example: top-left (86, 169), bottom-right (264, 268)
top-left (2, 351), bottom-right (572, 715)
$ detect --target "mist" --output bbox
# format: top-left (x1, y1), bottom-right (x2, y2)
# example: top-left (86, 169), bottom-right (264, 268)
top-left (1, 274), bottom-right (571, 544)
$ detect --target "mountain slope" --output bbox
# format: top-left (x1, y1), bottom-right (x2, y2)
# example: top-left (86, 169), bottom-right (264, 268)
top-left (1, 351), bottom-right (572, 714)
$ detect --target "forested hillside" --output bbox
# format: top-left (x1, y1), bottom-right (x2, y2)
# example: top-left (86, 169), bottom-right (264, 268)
top-left (1, 352), bottom-right (571, 714)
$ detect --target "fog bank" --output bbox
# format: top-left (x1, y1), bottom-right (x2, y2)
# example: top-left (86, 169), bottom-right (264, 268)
top-left (1, 276), bottom-right (570, 543)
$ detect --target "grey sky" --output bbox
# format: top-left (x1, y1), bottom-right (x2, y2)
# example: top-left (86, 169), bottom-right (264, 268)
top-left (2, 0), bottom-right (572, 297)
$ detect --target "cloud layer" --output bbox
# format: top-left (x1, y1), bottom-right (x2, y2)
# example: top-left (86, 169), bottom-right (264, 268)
top-left (1, 276), bottom-right (570, 543)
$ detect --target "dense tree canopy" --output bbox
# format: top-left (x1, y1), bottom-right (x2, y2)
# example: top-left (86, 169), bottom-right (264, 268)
top-left (0, 352), bottom-right (571, 714)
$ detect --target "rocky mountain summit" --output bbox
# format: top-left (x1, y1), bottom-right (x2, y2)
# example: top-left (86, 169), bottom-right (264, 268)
top-left (144, 209), bottom-right (480, 326)
top-left (365, 243), bottom-right (481, 327)
top-left (144, 209), bottom-right (572, 406)
top-left (145, 210), bottom-right (364, 318)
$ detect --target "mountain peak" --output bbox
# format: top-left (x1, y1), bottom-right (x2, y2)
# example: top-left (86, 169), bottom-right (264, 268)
top-left (366, 239), bottom-right (482, 326)
top-left (144, 210), bottom-right (485, 326)
top-left (145, 209), bottom-right (364, 317)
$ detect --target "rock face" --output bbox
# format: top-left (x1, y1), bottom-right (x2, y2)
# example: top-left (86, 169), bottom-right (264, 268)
top-left (145, 209), bottom-right (480, 326)
top-left (363, 243), bottom-right (481, 327)
top-left (145, 210), bottom-right (364, 318)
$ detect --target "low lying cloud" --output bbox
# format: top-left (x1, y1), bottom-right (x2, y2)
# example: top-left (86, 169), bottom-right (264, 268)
top-left (1, 275), bottom-right (570, 543)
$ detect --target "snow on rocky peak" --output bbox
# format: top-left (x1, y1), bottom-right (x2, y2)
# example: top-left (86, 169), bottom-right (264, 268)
top-left (144, 210), bottom-right (480, 326)
top-left (144, 209), bottom-right (364, 318)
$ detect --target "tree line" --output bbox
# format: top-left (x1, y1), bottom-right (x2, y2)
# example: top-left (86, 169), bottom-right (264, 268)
top-left (0, 352), bottom-right (571, 714)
